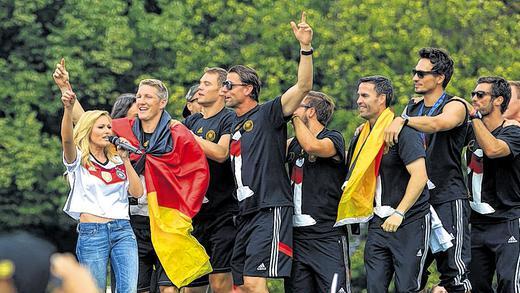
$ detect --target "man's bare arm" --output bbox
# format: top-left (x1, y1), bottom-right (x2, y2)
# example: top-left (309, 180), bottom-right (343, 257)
top-left (281, 11), bottom-right (313, 116)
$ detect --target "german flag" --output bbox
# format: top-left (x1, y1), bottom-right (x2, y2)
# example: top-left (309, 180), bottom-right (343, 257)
top-left (113, 112), bottom-right (211, 287)
top-left (335, 108), bottom-right (394, 226)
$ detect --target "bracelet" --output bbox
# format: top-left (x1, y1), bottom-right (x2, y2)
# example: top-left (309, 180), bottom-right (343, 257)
top-left (301, 47), bottom-right (314, 56)
top-left (393, 210), bottom-right (405, 218)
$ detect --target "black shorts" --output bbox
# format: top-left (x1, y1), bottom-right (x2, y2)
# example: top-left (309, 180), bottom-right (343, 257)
top-left (185, 216), bottom-right (237, 287)
top-left (231, 206), bottom-right (293, 285)
top-left (421, 199), bottom-right (471, 292)
top-left (285, 233), bottom-right (351, 293)
top-left (469, 218), bottom-right (520, 293)
top-left (365, 213), bottom-right (430, 293)
top-left (133, 225), bottom-right (173, 292)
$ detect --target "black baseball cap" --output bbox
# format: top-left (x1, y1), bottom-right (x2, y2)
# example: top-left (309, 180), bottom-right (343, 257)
top-left (182, 84), bottom-right (199, 118)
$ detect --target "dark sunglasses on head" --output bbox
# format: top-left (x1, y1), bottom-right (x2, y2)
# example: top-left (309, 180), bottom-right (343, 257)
top-left (471, 91), bottom-right (494, 99)
top-left (222, 80), bottom-right (248, 91)
top-left (412, 69), bottom-right (438, 79)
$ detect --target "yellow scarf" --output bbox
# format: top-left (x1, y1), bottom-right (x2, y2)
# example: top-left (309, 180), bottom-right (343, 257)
top-left (335, 108), bottom-right (395, 226)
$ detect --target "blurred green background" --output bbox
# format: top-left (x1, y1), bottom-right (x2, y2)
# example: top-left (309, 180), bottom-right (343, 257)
top-left (0, 0), bottom-right (517, 292)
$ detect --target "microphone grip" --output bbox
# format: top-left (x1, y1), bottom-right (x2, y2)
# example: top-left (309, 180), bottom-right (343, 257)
top-left (108, 136), bottom-right (143, 155)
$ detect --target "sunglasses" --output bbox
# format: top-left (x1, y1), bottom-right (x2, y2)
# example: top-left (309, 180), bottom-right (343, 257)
top-left (222, 80), bottom-right (248, 91)
top-left (412, 69), bottom-right (438, 79)
top-left (471, 91), bottom-right (494, 99)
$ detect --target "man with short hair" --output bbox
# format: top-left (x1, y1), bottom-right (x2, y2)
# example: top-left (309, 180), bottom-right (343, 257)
top-left (183, 67), bottom-right (238, 293)
top-left (222, 12), bottom-right (313, 293)
top-left (385, 48), bottom-right (471, 292)
top-left (340, 76), bottom-right (429, 292)
top-left (503, 81), bottom-right (520, 122)
top-left (464, 77), bottom-right (520, 293)
top-left (53, 63), bottom-right (210, 293)
top-left (285, 91), bottom-right (350, 293)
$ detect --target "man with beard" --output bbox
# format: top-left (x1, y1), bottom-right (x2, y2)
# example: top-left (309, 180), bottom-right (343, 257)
top-left (285, 91), bottom-right (350, 293)
top-left (464, 77), bottom-right (519, 292)
top-left (221, 12), bottom-right (313, 293)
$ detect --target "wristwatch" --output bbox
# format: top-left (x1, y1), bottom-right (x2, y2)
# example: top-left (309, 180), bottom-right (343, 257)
top-left (401, 113), bottom-right (410, 126)
top-left (469, 110), bottom-right (482, 120)
top-left (301, 47), bottom-right (314, 56)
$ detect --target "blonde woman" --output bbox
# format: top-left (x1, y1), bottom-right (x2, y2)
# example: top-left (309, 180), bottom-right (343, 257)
top-left (61, 90), bottom-right (143, 293)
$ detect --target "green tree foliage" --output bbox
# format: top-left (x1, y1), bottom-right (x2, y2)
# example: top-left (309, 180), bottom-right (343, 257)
top-left (0, 0), bottom-right (518, 288)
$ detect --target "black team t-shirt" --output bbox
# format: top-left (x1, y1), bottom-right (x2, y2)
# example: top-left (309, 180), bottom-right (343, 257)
top-left (230, 96), bottom-right (292, 215)
top-left (183, 108), bottom-right (238, 220)
top-left (469, 124), bottom-right (520, 223)
top-left (287, 129), bottom-right (347, 239)
top-left (406, 95), bottom-right (469, 204)
top-left (370, 126), bottom-right (430, 227)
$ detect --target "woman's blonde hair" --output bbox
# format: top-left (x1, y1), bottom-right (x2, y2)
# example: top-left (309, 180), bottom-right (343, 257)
top-left (73, 110), bottom-right (118, 168)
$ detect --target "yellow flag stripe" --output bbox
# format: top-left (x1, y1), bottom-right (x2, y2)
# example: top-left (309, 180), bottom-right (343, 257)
top-left (147, 191), bottom-right (212, 287)
top-left (336, 108), bottom-right (395, 225)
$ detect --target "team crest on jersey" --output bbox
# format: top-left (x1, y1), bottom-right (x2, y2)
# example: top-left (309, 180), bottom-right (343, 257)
top-left (115, 168), bottom-right (126, 180)
top-left (308, 154), bottom-right (317, 163)
top-left (197, 127), bottom-right (204, 134)
top-left (143, 140), bottom-right (149, 148)
top-left (243, 120), bottom-right (254, 132)
top-left (101, 171), bottom-right (113, 183)
top-left (205, 130), bottom-right (216, 142)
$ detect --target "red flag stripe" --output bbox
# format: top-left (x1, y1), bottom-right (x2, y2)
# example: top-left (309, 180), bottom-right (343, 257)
top-left (278, 242), bottom-right (293, 258)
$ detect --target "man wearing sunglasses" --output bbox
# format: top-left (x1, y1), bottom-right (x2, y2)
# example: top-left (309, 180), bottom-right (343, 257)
top-left (464, 77), bottom-right (520, 293)
top-left (385, 48), bottom-right (471, 293)
top-left (285, 91), bottom-right (350, 293)
top-left (183, 67), bottom-right (238, 293)
top-left (222, 12), bottom-right (313, 293)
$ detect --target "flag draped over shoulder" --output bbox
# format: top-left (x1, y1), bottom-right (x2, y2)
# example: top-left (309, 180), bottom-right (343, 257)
top-left (112, 111), bottom-right (211, 287)
top-left (335, 108), bottom-right (394, 226)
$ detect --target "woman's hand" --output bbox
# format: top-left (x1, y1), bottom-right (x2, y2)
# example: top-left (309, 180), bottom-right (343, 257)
top-left (61, 90), bottom-right (76, 110)
top-left (116, 137), bottom-right (132, 160)
top-left (53, 58), bottom-right (71, 93)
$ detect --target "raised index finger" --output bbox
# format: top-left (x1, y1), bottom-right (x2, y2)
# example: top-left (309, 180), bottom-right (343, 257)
top-left (300, 11), bottom-right (306, 23)
top-left (60, 58), bottom-right (65, 69)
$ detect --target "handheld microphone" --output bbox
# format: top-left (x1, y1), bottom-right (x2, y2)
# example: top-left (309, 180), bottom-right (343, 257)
top-left (107, 136), bottom-right (143, 155)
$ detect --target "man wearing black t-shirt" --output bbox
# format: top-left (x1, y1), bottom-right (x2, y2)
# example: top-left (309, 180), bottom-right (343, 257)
top-left (285, 91), bottom-right (349, 293)
top-left (221, 12), bottom-right (313, 293)
top-left (183, 67), bottom-right (238, 293)
top-left (385, 48), bottom-right (471, 292)
top-left (354, 76), bottom-right (430, 292)
top-left (465, 77), bottom-right (520, 293)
